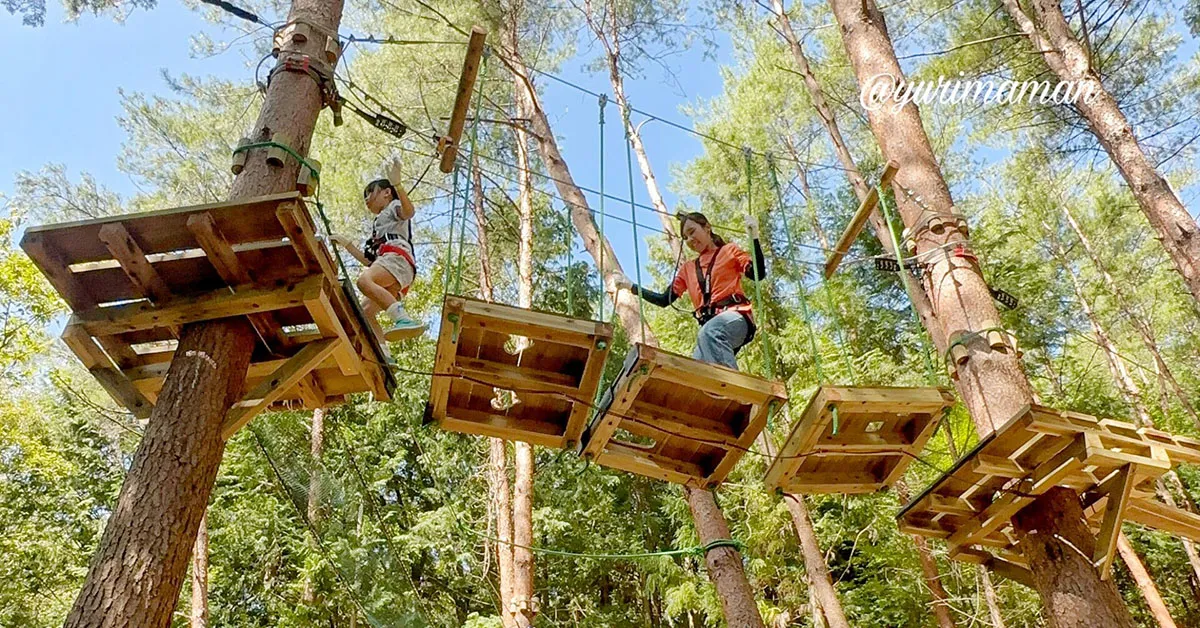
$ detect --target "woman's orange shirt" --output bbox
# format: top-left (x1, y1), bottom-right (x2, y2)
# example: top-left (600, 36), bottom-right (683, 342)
top-left (670, 243), bottom-right (755, 318)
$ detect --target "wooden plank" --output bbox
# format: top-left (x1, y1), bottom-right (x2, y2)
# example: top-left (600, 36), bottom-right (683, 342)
top-left (439, 408), bottom-right (565, 448)
top-left (459, 297), bottom-right (610, 339)
top-left (62, 325), bottom-right (153, 419)
top-left (25, 192), bottom-right (301, 264)
top-left (972, 454), bottom-right (1025, 477)
top-left (581, 352), bottom-right (655, 459)
top-left (708, 401), bottom-right (773, 487)
top-left (97, 223), bottom-right (174, 304)
top-left (21, 232), bottom-right (97, 309)
top-left (784, 472), bottom-right (883, 495)
top-left (276, 203), bottom-right (318, 274)
top-left (186, 212), bottom-right (253, 284)
top-left (1093, 464), bottom-right (1135, 579)
top-left (222, 339), bottom-right (338, 439)
top-left (454, 357), bottom-right (580, 398)
top-left (823, 160), bottom-right (900, 279)
top-left (293, 373), bottom-right (327, 409)
top-left (629, 400), bottom-right (738, 445)
top-left (1126, 499), bottom-right (1200, 544)
top-left (648, 347), bottom-right (787, 401)
top-left (75, 275), bottom-right (323, 336)
top-left (928, 494), bottom-right (978, 517)
top-left (595, 441), bottom-right (707, 486)
top-left (304, 283), bottom-right (360, 376)
top-left (564, 339), bottom-right (609, 447)
top-left (765, 388), bottom-right (831, 489)
top-left (439, 25), bottom-right (488, 173)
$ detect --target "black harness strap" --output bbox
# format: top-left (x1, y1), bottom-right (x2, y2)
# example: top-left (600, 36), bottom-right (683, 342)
top-left (691, 244), bottom-right (756, 351)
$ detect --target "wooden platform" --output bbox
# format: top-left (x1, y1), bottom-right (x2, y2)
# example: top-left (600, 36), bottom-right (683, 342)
top-left (898, 405), bottom-right (1200, 580)
top-left (20, 192), bottom-right (395, 438)
top-left (764, 386), bottom-right (955, 494)
top-left (580, 344), bottom-right (787, 488)
top-left (427, 296), bottom-right (613, 449)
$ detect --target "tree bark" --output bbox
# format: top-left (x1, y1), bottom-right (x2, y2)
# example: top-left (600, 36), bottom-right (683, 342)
top-left (1116, 533), bottom-right (1178, 628)
top-left (1059, 204), bottom-right (1200, 427)
top-left (1012, 488), bottom-right (1134, 628)
top-left (303, 407), bottom-right (325, 607)
top-left (65, 320), bottom-right (256, 628)
top-left (978, 566), bottom-right (1006, 628)
top-left (504, 44), bottom-right (767, 628)
top-left (757, 433), bottom-right (850, 628)
top-left (63, 0), bottom-right (341, 621)
top-left (767, 0), bottom-right (945, 353)
top-left (826, 0), bottom-right (1133, 624)
top-left (895, 480), bottom-right (957, 628)
top-left (191, 513), bottom-right (209, 628)
top-left (998, 0), bottom-right (1200, 307)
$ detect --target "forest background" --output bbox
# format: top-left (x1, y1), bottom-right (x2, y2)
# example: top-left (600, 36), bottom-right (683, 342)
top-left (2, 0), bottom-right (1200, 624)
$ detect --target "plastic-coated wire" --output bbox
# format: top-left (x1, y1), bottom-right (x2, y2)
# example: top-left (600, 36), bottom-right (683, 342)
top-left (877, 185), bottom-right (939, 384)
top-left (767, 157), bottom-right (825, 384)
top-left (198, 0), bottom-right (272, 27)
top-left (442, 165), bottom-right (460, 295)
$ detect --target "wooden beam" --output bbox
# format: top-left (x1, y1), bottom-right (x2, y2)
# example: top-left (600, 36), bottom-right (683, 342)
top-left (628, 400), bottom-right (738, 445)
top-left (75, 275), bottom-right (323, 336)
top-left (1126, 499), bottom-right (1200, 544)
top-left (21, 232), bottom-right (97, 309)
top-left (304, 283), bottom-right (360, 376)
top-left (1093, 464), bottom-right (1135, 579)
top-left (439, 26), bottom-right (488, 173)
top-left (784, 471), bottom-right (883, 495)
top-left (454, 356), bottom-right (580, 398)
top-left (222, 338), bottom-right (338, 439)
top-left (596, 441), bottom-right (708, 487)
top-left (972, 454), bottom-right (1025, 477)
top-left (439, 408), bottom-right (565, 449)
top-left (186, 212), bottom-right (253, 284)
top-left (97, 223), bottom-right (173, 305)
top-left (62, 325), bottom-right (154, 419)
top-left (581, 353), bottom-right (655, 459)
top-left (564, 338), bottom-right (610, 447)
top-left (293, 373), bottom-right (327, 409)
top-left (823, 160), bottom-right (900, 278)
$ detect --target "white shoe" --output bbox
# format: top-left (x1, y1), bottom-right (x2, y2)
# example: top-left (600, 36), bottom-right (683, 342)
top-left (382, 303), bottom-right (426, 341)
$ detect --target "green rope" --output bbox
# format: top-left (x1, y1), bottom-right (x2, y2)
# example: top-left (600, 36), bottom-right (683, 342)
top-left (597, 94), bottom-right (607, 323)
top-left (877, 185), bottom-right (937, 384)
top-left (744, 149), bottom-right (775, 380)
top-left (453, 54), bottom-right (488, 295)
top-left (443, 165), bottom-right (461, 295)
top-left (566, 217), bottom-right (574, 316)
top-left (623, 110), bottom-right (648, 342)
top-left (767, 157), bottom-right (825, 385)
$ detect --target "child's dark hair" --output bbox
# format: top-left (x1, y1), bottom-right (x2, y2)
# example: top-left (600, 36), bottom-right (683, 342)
top-left (364, 179), bottom-right (399, 201)
top-left (676, 211), bottom-right (726, 247)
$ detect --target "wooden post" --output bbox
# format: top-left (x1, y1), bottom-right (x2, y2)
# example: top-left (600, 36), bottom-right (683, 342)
top-left (825, 0), bottom-right (1135, 625)
top-left (439, 26), bottom-right (488, 173)
top-left (62, 0), bottom-right (346, 622)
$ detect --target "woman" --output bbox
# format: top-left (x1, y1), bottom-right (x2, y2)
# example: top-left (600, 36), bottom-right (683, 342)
top-left (614, 212), bottom-right (765, 369)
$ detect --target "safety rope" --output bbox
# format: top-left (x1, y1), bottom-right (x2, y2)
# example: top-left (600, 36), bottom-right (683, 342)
top-left (877, 185), bottom-right (938, 385)
top-left (623, 110), bottom-right (648, 342)
top-left (459, 522), bottom-right (746, 560)
top-left (443, 165), bottom-right (461, 295)
top-left (744, 149), bottom-right (775, 381)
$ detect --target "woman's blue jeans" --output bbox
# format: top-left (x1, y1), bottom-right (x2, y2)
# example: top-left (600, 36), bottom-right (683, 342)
top-left (692, 310), bottom-right (749, 369)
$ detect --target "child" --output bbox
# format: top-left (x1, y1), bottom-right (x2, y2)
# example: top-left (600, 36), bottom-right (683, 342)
top-left (329, 159), bottom-right (426, 342)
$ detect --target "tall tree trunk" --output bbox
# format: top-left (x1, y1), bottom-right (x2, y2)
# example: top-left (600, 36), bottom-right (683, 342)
top-left (895, 480), bottom-right (957, 628)
top-left (580, 0), bottom-right (682, 257)
top-left (757, 434), bottom-right (850, 628)
top-left (999, 0), bottom-right (1200, 307)
top-left (767, 0), bottom-right (945, 353)
top-left (472, 157), bottom-right (516, 628)
top-left (1117, 533), bottom-right (1179, 628)
top-left (978, 566), bottom-right (1006, 628)
top-left (510, 64), bottom-right (539, 627)
top-left (191, 513), bottom-right (209, 628)
top-left (303, 408), bottom-right (325, 607)
top-left (1059, 204), bottom-right (1200, 427)
top-left (63, 0), bottom-right (341, 621)
top-left (504, 45), bottom-right (767, 628)
top-left (827, 0), bottom-right (1133, 624)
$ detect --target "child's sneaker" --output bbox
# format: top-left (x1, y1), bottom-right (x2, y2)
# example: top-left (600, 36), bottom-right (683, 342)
top-left (382, 302), bottom-right (426, 341)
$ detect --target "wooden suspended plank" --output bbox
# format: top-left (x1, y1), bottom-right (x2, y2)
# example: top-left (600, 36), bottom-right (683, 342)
top-left (439, 26), bottom-right (488, 173)
top-left (764, 385), bottom-right (952, 494)
top-left (304, 282), bottom-right (360, 376)
top-left (1093, 464), bottom-right (1135, 579)
top-left (429, 295), bottom-right (613, 449)
top-left (582, 343), bottom-right (786, 488)
top-left (823, 160), bottom-right (899, 279)
top-left (97, 223), bottom-right (174, 305)
top-left (222, 339), bottom-right (338, 439)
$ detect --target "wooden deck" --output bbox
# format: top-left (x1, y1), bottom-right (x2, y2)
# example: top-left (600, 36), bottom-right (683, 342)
top-left (427, 296), bottom-right (613, 449)
top-left (580, 343), bottom-right (787, 488)
top-left (898, 405), bottom-right (1200, 581)
top-left (21, 192), bottom-right (395, 438)
top-left (764, 386), bottom-right (955, 494)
